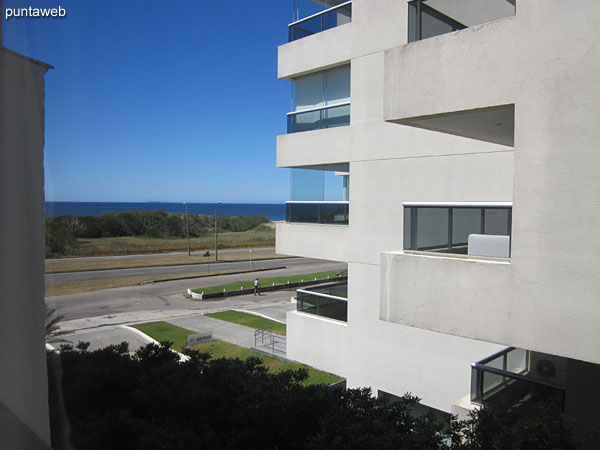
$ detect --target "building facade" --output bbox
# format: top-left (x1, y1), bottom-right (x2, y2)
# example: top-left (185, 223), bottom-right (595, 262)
top-left (0, 10), bottom-right (53, 447)
top-left (277, 0), bottom-right (600, 428)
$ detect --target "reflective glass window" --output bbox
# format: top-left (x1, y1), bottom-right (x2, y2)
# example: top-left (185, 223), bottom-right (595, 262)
top-left (452, 208), bottom-right (481, 246)
top-left (416, 208), bottom-right (449, 250)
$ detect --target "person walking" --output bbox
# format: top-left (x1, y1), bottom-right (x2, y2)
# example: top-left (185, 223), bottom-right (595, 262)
top-left (254, 278), bottom-right (260, 296)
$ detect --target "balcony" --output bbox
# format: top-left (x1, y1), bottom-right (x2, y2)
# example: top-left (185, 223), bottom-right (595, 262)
top-left (288, 65), bottom-right (350, 134)
top-left (471, 348), bottom-right (566, 412)
top-left (287, 102), bottom-right (350, 133)
top-left (403, 202), bottom-right (512, 258)
top-left (297, 282), bottom-right (348, 322)
top-left (286, 201), bottom-right (349, 224)
top-left (407, 0), bottom-right (515, 43)
top-left (289, 0), bottom-right (352, 42)
top-left (287, 164), bottom-right (349, 225)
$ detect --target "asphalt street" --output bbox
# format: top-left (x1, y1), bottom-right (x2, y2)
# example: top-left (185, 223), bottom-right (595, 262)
top-left (47, 258), bottom-right (346, 322)
top-left (46, 256), bottom-right (323, 283)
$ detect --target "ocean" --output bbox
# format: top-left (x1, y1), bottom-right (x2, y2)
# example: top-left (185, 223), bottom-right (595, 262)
top-left (45, 202), bottom-right (286, 221)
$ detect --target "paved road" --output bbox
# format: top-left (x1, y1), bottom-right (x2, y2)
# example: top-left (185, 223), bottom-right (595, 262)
top-left (60, 326), bottom-right (151, 352)
top-left (46, 256), bottom-right (326, 283)
top-left (47, 259), bottom-right (346, 322)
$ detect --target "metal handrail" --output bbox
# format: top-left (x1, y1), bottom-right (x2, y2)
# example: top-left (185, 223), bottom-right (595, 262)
top-left (287, 101), bottom-right (351, 116)
top-left (254, 327), bottom-right (286, 355)
top-left (403, 201), bottom-right (513, 208)
top-left (476, 346), bottom-right (516, 365)
top-left (289, 1), bottom-right (352, 27)
top-left (471, 363), bottom-right (565, 391)
top-left (297, 288), bottom-right (348, 302)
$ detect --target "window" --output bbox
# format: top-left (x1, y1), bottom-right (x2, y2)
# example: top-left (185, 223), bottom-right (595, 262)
top-left (403, 202), bottom-right (512, 257)
top-left (287, 65), bottom-right (350, 133)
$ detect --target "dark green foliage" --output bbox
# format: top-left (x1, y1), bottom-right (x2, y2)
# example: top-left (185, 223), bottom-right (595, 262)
top-left (78, 215), bottom-right (103, 238)
top-left (450, 401), bottom-right (581, 450)
top-left (45, 215), bottom-right (79, 253)
top-left (44, 305), bottom-right (72, 343)
top-left (45, 211), bottom-right (269, 254)
top-left (48, 343), bottom-right (446, 450)
top-left (47, 343), bottom-right (589, 450)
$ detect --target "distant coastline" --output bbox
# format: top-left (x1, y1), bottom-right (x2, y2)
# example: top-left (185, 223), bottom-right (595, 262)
top-left (45, 202), bottom-right (286, 222)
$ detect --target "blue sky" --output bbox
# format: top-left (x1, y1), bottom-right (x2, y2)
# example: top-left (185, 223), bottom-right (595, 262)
top-left (3, 0), bottom-right (292, 203)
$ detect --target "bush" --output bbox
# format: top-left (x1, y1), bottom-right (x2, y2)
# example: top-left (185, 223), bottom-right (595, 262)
top-left (45, 211), bottom-right (270, 254)
top-left (47, 343), bottom-right (591, 450)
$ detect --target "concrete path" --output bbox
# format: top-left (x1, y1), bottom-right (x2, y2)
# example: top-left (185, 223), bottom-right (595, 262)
top-left (60, 326), bottom-right (150, 352)
top-left (55, 301), bottom-right (296, 357)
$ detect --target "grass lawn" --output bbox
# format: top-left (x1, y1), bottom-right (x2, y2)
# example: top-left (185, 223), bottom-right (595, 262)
top-left (55, 225), bottom-right (276, 258)
top-left (205, 310), bottom-right (286, 336)
top-left (132, 321), bottom-right (343, 386)
top-left (191, 270), bottom-right (345, 295)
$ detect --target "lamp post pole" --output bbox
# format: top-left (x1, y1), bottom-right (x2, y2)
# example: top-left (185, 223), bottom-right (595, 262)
top-left (183, 202), bottom-right (190, 256)
top-left (214, 201), bottom-right (221, 261)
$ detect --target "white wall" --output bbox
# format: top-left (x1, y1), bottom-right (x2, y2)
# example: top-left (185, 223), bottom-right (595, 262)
top-left (279, 0), bottom-right (407, 79)
top-left (288, 262), bottom-right (504, 411)
top-left (381, 0), bottom-right (600, 365)
top-left (0, 48), bottom-right (51, 445)
top-left (278, 0), bottom-right (515, 410)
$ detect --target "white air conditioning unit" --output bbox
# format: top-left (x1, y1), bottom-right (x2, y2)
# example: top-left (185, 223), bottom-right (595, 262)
top-left (468, 234), bottom-right (510, 258)
top-left (529, 352), bottom-right (568, 386)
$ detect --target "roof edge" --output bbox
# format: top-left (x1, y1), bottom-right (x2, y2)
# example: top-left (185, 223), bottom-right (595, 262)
top-left (1, 46), bottom-right (54, 70)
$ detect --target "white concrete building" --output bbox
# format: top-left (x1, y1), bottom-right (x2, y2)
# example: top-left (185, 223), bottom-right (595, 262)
top-left (0, 8), bottom-right (53, 448)
top-left (277, 0), bottom-right (600, 428)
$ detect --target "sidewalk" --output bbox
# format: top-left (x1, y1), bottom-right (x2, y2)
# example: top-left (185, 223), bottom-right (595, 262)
top-left (56, 302), bottom-right (295, 357)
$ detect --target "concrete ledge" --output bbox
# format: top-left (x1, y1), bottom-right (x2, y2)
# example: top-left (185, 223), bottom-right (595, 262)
top-left (121, 325), bottom-right (190, 362)
top-left (231, 308), bottom-right (286, 325)
top-left (451, 394), bottom-right (480, 421)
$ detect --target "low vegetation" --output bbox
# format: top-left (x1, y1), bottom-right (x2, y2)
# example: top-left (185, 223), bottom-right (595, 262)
top-left (47, 341), bottom-right (591, 450)
top-left (191, 269), bottom-right (344, 295)
top-left (131, 321), bottom-right (338, 385)
top-left (205, 310), bottom-right (286, 335)
top-left (45, 210), bottom-right (273, 256)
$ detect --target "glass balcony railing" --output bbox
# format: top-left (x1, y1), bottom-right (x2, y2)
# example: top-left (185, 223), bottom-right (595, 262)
top-left (286, 201), bottom-right (349, 224)
top-left (297, 283), bottom-right (348, 322)
top-left (471, 348), bottom-right (566, 412)
top-left (287, 102), bottom-right (350, 133)
top-left (289, 1), bottom-right (352, 42)
top-left (403, 202), bottom-right (512, 257)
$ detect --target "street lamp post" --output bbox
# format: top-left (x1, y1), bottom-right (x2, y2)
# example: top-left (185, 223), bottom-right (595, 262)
top-left (183, 202), bottom-right (190, 256)
top-left (214, 201), bottom-right (221, 261)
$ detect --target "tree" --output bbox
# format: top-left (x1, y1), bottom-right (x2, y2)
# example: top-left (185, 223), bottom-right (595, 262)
top-left (45, 305), bottom-right (71, 343)
top-left (47, 343), bottom-right (592, 450)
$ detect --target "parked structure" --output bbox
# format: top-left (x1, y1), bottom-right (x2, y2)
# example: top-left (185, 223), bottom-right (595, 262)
top-left (276, 0), bottom-right (600, 430)
top-left (0, 10), bottom-right (53, 448)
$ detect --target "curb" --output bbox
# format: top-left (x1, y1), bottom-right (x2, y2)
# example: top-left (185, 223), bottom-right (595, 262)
top-left (121, 325), bottom-right (190, 362)
top-left (231, 308), bottom-right (286, 325)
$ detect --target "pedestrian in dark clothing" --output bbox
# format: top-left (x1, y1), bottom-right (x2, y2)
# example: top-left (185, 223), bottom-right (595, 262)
top-left (254, 278), bottom-right (260, 296)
